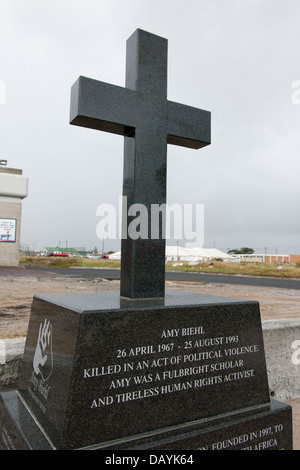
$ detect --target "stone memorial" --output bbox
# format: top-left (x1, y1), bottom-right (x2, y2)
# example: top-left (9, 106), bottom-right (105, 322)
top-left (0, 29), bottom-right (293, 450)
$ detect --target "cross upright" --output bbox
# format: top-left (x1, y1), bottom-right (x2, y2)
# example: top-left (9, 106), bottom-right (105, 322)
top-left (70, 29), bottom-right (210, 299)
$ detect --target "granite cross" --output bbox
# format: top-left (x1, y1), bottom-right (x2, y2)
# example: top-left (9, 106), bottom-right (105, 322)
top-left (70, 29), bottom-right (211, 299)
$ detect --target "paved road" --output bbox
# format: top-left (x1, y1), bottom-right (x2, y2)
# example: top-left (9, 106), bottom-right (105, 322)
top-left (24, 266), bottom-right (300, 290)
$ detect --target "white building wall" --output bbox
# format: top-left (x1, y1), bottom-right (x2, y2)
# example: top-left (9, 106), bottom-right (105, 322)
top-left (0, 168), bottom-right (28, 266)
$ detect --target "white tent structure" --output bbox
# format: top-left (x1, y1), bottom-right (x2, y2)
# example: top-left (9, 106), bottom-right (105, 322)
top-left (109, 246), bottom-right (234, 262)
top-left (109, 251), bottom-right (121, 260)
top-left (165, 246), bottom-right (234, 262)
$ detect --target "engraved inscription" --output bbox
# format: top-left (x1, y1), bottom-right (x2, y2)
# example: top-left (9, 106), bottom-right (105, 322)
top-left (82, 324), bottom-right (261, 409)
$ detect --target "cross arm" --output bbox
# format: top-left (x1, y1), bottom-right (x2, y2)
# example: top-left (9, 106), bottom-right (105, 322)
top-left (167, 100), bottom-right (211, 150)
top-left (70, 76), bottom-right (137, 136)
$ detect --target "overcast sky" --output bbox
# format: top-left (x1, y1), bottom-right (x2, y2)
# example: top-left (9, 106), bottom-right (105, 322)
top-left (0, 0), bottom-right (299, 254)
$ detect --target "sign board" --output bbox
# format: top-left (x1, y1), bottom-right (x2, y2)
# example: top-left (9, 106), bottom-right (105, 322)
top-left (0, 218), bottom-right (17, 242)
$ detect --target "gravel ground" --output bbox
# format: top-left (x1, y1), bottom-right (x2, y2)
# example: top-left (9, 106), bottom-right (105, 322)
top-left (0, 266), bottom-right (299, 338)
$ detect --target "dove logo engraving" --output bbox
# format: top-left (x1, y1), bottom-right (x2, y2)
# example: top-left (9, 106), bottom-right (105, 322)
top-left (33, 318), bottom-right (53, 382)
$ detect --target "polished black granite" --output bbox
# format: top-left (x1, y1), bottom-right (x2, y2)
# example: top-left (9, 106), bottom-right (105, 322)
top-left (12, 291), bottom-right (273, 449)
top-left (70, 29), bottom-right (211, 298)
top-left (0, 392), bottom-right (292, 450)
top-left (33, 290), bottom-right (257, 312)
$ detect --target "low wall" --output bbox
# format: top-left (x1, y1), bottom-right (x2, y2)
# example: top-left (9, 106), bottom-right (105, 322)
top-left (262, 318), bottom-right (300, 400)
top-left (1, 319), bottom-right (300, 400)
top-left (0, 337), bottom-right (25, 391)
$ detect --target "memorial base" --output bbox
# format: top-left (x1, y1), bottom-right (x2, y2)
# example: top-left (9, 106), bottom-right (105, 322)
top-left (0, 391), bottom-right (292, 450)
top-left (0, 291), bottom-right (293, 450)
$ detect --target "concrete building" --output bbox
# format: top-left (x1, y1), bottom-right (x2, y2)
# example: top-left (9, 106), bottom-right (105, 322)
top-left (290, 255), bottom-right (300, 265)
top-left (0, 164), bottom-right (28, 266)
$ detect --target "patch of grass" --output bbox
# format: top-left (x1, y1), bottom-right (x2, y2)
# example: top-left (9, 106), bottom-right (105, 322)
top-left (20, 256), bottom-right (121, 269)
top-left (166, 261), bottom-right (300, 278)
top-left (1, 333), bottom-right (27, 339)
top-left (81, 259), bottom-right (121, 269)
top-left (20, 257), bottom-right (300, 279)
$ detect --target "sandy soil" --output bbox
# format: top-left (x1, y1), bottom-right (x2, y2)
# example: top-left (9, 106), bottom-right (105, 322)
top-left (168, 280), bottom-right (300, 320)
top-left (0, 267), bottom-right (299, 338)
top-left (0, 272), bottom-right (120, 338)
